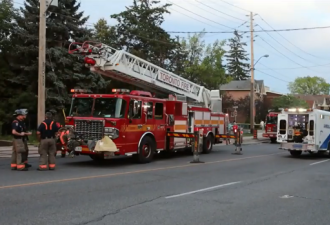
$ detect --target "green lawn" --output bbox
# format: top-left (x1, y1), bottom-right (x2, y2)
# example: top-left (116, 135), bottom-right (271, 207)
top-left (0, 130), bottom-right (39, 145)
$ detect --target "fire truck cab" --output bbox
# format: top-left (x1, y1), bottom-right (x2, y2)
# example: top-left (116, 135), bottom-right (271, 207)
top-left (262, 111), bottom-right (279, 143)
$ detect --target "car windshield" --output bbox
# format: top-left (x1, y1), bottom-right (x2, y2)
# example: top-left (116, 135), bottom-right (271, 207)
top-left (266, 116), bottom-right (277, 124)
top-left (69, 97), bottom-right (93, 117)
top-left (93, 98), bottom-right (127, 118)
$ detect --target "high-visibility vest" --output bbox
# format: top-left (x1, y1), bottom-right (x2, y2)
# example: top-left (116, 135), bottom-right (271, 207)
top-left (42, 121), bottom-right (54, 130)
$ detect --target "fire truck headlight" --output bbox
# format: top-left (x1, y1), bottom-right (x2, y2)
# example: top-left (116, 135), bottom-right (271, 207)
top-left (105, 127), bottom-right (119, 139)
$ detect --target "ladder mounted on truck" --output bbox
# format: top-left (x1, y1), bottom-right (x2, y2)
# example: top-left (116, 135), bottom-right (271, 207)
top-left (68, 41), bottom-right (221, 109)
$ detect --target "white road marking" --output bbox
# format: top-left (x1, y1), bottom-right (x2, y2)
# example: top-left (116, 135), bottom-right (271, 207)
top-left (165, 181), bottom-right (241, 199)
top-left (310, 159), bottom-right (329, 166)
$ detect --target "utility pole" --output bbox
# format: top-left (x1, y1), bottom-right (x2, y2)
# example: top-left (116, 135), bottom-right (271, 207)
top-left (37, 0), bottom-right (57, 126)
top-left (249, 11), bottom-right (255, 133)
top-left (37, 0), bottom-right (46, 126)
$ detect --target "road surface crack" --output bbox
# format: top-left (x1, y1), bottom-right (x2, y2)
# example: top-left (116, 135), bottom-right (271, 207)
top-left (291, 195), bottom-right (323, 201)
top-left (80, 196), bottom-right (163, 225)
top-left (244, 170), bottom-right (295, 186)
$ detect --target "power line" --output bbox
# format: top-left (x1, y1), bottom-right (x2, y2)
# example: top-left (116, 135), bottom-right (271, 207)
top-left (256, 24), bottom-right (326, 66)
top-left (170, 7), bottom-right (225, 30)
top-left (166, 0), bottom-right (235, 30)
top-left (258, 15), bottom-right (326, 60)
top-left (176, 1), bottom-right (241, 26)
top-left (218, 0), bottom-right (251, 13)
top-left (194, 0), bottom-right (246, 22)
top-left (255, 69), bottom-right (290, 83)
top-left (254, 42), bottom-right (330, 69)
top-left (257, 36), bottom-right (325, 74)
top-left (165, 25), bottom-right (330, 33)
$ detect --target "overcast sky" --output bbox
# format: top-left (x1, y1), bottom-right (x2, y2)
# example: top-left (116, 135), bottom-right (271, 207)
top-left (14, 0), bottom-right (330, 93)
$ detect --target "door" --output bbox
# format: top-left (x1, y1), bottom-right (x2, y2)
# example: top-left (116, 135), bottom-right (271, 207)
top-left (153, 102), bottom-right (166, 149)
top-left (318, 114), bottom-right (330, 150)
top-left (307, 114), bottom-right (315, 145)
top-left (125, 99), bottom-right (143, 153)
top-left (277, 113), bottom-right (288, 142)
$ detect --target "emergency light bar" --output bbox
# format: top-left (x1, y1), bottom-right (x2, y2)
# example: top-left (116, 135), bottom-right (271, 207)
top-left (112, 89), bottom-right (130, 93)
top-left (70, 89), bottom-right (89, 93)
top-left (284, 108), bottom-right (313, 112)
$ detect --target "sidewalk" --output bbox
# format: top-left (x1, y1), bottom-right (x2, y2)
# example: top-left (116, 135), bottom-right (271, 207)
top-left (0, 146), bottom-right (39, 158)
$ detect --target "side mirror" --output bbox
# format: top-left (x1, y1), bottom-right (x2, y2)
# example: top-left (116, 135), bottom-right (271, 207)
top-left (133, 100), bottom-right (138, 115)
top-left (168, 115), bottom-right (174, 126)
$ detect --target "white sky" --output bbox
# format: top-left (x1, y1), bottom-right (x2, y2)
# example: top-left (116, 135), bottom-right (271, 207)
top-left (14, 0), bottom-right (330, 93)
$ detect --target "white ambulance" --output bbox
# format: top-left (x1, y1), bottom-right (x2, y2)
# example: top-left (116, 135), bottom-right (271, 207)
top-left (277, 108), bottom-right (330, 157)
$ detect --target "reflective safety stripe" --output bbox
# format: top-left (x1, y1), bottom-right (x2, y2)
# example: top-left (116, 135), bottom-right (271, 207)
top-left (42, 121), bottom-right (54, 130)
top-left (17, 164), bottom-right (25, 169)
top-left (39, 165), bottom-right (47, 169)
top-left (11, 164), bottom-right (17, 168)
top-left (49, 164), bottom-right (56, 168)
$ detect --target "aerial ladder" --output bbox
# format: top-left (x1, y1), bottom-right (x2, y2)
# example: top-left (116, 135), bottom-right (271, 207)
top-left (68, 41), bottom-right (222, 112)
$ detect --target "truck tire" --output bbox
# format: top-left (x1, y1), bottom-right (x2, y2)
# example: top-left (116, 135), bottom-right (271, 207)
top-left (203, 134), bottom-right (213, 154)
top-left (137, 136), bottom-right (155, 163)
top-left (90, 154), bottom-right (105, 161)
top-left (270, 138), bottom-right (277, 143)
top-left (289, 150), bottom-right (302, 157)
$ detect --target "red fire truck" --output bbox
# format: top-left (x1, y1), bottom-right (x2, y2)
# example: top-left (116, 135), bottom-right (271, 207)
top-left (262, 111), bottom-right (279, 143)
top-left (60, 41), bottom-right (229, 163)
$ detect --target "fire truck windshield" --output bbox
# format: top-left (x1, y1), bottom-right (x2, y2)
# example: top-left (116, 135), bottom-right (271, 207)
top-left (69, 97), bottom-right (94, 117)
top-left (266, 116), bottom-right (277, 124)
top-left (69, 97), bottom-right (127, 118)
top-left (93, 98), bottom-right (126, 118)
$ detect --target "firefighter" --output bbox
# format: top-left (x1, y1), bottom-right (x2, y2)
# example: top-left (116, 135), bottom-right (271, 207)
top-left (11, 109), bottom-right (32, 171)
top-left (20, 109), bottom-right (32, 168)
top-left (47, 109), bottom-right (63, 157)
top-left (37, 112), bottom-right (59, 171)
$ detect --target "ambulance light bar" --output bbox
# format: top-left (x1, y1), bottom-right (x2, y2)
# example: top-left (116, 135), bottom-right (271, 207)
top-left (112, 89), bottom-right (130, 93)
top-left (284, 108), bottom-right (313, 112)
top-left (70, 89), bottom-right (89, 93)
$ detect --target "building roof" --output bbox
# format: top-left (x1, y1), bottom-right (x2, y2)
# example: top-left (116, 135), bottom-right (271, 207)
top-left (294, 94), bottom-right (330, 105)
top-left (220, 80), bottom-right (263, 90)
top-left (219, 79), bottom-right (266, 94)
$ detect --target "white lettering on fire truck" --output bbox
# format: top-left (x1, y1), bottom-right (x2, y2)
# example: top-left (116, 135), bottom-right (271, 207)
top-left (158, 71), bottom-right (190, 92)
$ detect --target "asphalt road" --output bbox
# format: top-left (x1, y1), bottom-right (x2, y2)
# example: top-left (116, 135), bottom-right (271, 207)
top-left (0, 142), bottom-right (329, 225)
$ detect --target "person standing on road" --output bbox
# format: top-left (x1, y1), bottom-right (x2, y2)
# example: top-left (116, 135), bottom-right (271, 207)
top-left (20, 109), bottom-right (32, 168)
top-left (37, 112), bottom-right (59, 171)
top-left (260, 120), bottom-right (265, 131)
top-left (11, 109), bottom-right (32, 171)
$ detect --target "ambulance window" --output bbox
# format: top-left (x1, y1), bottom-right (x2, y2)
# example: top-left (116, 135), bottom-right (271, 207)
top-left (309, 120), bottom-right (314, 136)
top-left (279, 120), bottom-right (286, 134)
top-left (145, 102), bottom-right (153, 119)
top-left (155, 103), bottom-right (163, 119)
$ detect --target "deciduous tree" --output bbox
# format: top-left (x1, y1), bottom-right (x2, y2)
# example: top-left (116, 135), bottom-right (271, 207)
top-left (288, 76), bottom-right (330, 95)
top-left (272, 95), bottom-right (309, 109)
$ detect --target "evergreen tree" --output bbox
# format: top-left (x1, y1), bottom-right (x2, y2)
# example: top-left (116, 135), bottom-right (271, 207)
top-left (110, 0), bottom-right (179, 70)
top-left (225, 30), bottom-right (250, 80)
top-left (0, 0), bottom-right (20, 123)
top-left (12, 0), bottom-right (109, 112)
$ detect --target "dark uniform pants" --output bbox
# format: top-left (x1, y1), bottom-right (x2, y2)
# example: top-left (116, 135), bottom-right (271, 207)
top-left (39, 138), bottom-right (56, 170)
top-left (22, 139), bottom-right (29, 164)
top-left (11, 139), bottom-right (26, 170)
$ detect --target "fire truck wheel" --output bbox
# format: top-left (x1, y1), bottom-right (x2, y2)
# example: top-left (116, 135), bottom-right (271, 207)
top-left (202, 134), bottom-right (213, 154)
top-left (89, 154), bottom-right (105, 161)
top-left (289, 150), bottom-right (302, 157)
top-left (137, 136), bottom-right (155, 163)
top-left (270, 138), bottom-right (277, 143)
